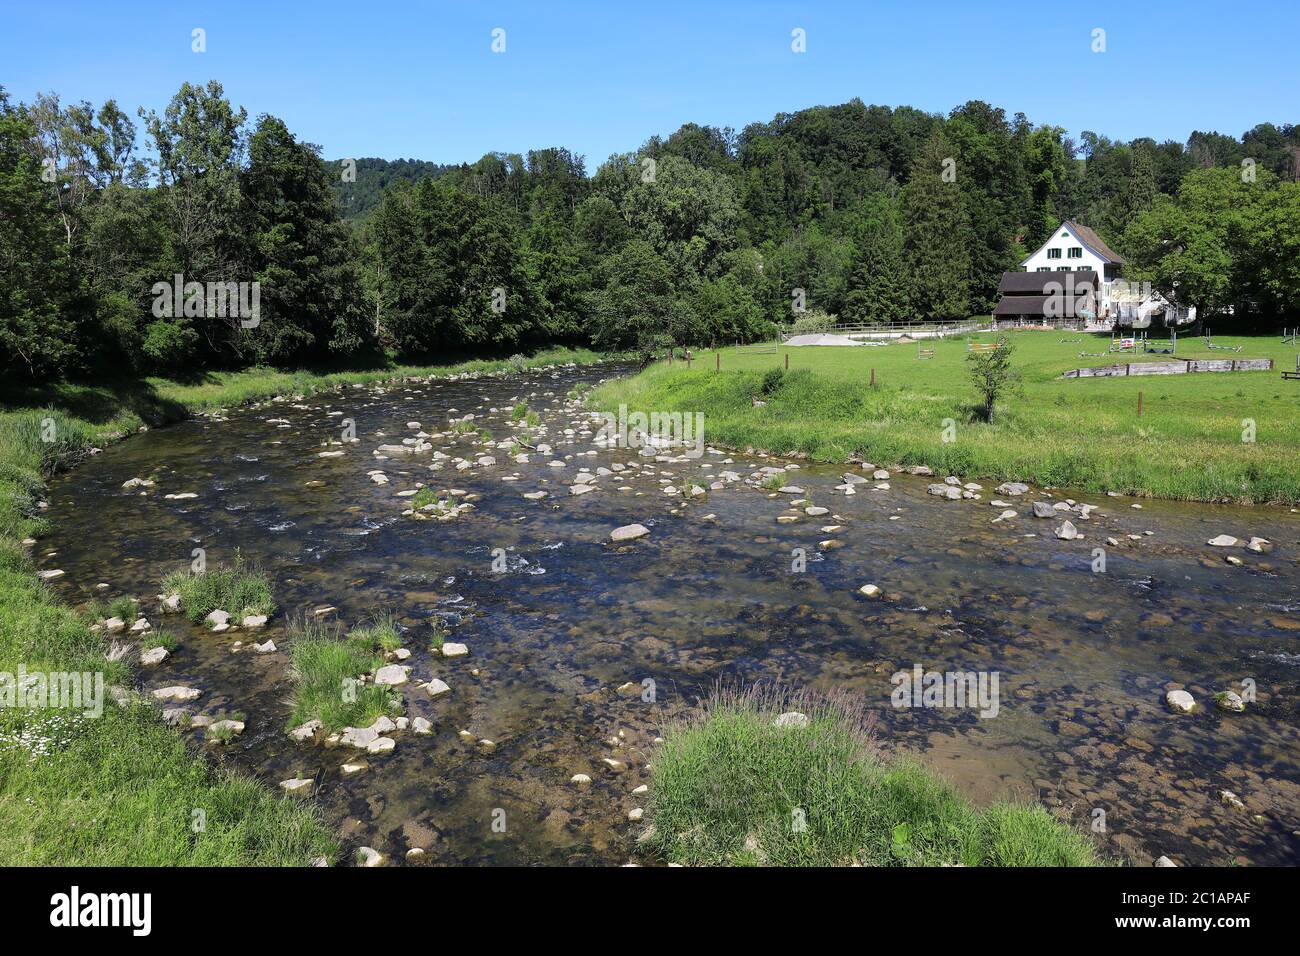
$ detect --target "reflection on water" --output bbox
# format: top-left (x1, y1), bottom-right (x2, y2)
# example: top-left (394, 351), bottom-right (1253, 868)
top-left (41, 363), bottom-right (1300, 865)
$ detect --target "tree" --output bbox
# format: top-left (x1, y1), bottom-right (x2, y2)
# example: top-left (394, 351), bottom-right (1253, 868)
top-left (0, 89), bottom-right (85, 378)
top-left (843, 192), bottom-right (910, 323)
top-left (903, 131), bottom-right (970, 320)
top-left (1123, 168), bottom-right (1262, 319)
top-left (239, 114), bottom-right (370, 363)
top-left (586, 239), bottom-right (684, 356)
top-left (1022, 126), bottom-right (1073, 249)
top-left (140, 80), bottom-right (248, 361)
top-left (690, 274), bottom-right (770, 346)
top-left (1116, 142), bottom-right (1157, 232)
top-left (966, 338), bottom-right (1020, 422)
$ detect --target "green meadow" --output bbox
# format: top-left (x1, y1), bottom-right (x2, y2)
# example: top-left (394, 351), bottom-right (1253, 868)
top-left (592, 329), bottom-right (1300, 503)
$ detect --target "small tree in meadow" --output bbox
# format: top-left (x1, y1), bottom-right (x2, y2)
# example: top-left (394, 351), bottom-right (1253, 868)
top-left (966, 337), bottom-right (1020, 423)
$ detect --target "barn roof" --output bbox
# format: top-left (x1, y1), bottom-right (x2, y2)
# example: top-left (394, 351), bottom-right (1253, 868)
top-left (998, 271), bottom-right (1098, 294)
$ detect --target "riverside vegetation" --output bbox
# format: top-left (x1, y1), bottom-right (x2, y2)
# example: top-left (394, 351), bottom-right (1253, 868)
top-left (592, 331), bottom-right (1300, 504)
top-left (646, 687), bottom-right (1101, 866)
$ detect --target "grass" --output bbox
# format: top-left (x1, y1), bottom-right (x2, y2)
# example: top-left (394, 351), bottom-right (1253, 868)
top-left (0, 346), bottom-right (608, 866)
top-left (349, 613), bottom-right (402, 653)
top-left (429, 620), bottom-right (448, 653)
top-left (161, 554), bottom-right (275, 624)
top-left (285, 619), bottom-right (398, 732)
top-left (410, 487), bottom-right (442, 511)
top-left (645, 685), bottom-right (1103, 867)
top-left (0, 410), bottom-right (332, 865)
top-left (0, 701), bottom-right (334, 865)
top-left (591, 329), bottom-right (1300, 503)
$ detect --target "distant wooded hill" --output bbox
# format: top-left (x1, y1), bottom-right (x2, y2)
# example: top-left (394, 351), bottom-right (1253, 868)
top-left (328, 157), bottom-right (455, 219)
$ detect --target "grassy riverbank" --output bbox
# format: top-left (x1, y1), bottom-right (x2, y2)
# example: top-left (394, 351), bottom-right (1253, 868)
top-left (646, 687), bottom-right (1102, 867)
top-left (0, 347), bottom-right (603, 866)
top-left (591, 331), bottom-right (1300, 503)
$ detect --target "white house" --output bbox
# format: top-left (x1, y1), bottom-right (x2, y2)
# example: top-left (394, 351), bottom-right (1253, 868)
top-left (995, 220), bottom-right (1195, 327)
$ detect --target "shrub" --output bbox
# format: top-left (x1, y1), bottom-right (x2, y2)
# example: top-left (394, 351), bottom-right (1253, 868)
top-left (760, 366), bottom-right (785, 395)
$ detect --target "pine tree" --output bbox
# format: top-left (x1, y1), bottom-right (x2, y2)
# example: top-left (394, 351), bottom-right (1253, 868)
top-left (903, 132), bottom-right (971, 320)
top-left (843, 193), bottom-right (910, 323)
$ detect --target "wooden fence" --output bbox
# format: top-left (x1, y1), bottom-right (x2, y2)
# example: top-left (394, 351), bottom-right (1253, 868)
top-left (1060, 358), bottom-right (1273, 379)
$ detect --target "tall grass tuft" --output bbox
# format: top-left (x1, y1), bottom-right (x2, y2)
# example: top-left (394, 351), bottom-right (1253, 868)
top-left (161, 552), bottom-right (275, 624)
top-left (285, 618), bottom-right (397, 732)
top-left (645, 683), bottom-right (1103, 867)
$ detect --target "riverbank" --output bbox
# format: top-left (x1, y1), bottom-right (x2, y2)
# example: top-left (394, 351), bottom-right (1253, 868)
top-left (0, 347), bottom-right (604, 865)
top-left (589, 331), bottom-right (1300, 504)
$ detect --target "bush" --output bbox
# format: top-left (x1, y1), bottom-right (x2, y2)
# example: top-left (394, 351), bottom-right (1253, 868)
top-left (141, 319), bottom-right (200, 371)
top-left (760, 366), bottom-right (785, 395)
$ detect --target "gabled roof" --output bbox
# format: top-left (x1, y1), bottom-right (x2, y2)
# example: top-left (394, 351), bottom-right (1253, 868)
top-left (998, 271), bottom-right (1098, 295)
top-left (1020, 221), bottom-right (1125, 267)
top-left (992, 293), bottom-right (1095, 318)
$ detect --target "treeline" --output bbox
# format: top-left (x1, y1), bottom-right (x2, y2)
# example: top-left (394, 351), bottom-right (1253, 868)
top-left (3, 81), bottom-right (1298, 382)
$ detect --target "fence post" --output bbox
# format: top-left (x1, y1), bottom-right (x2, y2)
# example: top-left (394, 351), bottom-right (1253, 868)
top-left (716, 352), bottom-right (720, 372)
top-left (870, 368), bottom-right (876, 387)
top-left (785, 353), bottom-right (789, 371)
top-left (1137, 390), bottom-right (1143, 417)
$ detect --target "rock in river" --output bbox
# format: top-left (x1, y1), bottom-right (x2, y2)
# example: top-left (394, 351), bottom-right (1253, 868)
top-left (610, 523), bottom-right (650, 542)
top-left (374, 664), bottom-right (410, 686)
top-left (1166, 690), bottom-right (1196, 714)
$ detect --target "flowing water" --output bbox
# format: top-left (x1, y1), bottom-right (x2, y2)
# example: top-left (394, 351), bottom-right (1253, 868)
top-left (39, 362), bottom-right (1300, 865)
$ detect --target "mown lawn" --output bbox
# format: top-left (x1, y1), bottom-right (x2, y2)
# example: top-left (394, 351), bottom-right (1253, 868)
top-left (592, 329), bottom-right (1300, 503)
top-left (0, 347), bottom-right (603, 865)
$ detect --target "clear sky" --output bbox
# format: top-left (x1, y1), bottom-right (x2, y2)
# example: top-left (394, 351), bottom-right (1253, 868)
top-left (3, 1), bottom-right (1295, 170)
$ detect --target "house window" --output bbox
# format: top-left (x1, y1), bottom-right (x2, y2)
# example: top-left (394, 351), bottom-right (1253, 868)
top-left (1068, 247), bottom-right (1083, 259)
top-left (1076, 264), bottom-right (1092, 271)
top-left (1036, 267), bottom-right (1051, 272)
top-left (1047, 248), bottom-right (1062, 260)
top-left (1056, 266), bottom-right (1070, 271)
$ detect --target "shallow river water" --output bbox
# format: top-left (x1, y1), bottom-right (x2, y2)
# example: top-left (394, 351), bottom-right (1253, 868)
top-left (40, 362), bottom-right (1300, 865)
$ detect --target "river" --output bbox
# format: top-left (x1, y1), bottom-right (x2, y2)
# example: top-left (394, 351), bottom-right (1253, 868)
top-left (40, 361), bottom-right (1300, 865)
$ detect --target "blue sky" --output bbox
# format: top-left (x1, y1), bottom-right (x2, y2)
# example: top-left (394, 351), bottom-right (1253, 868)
top-left (3, 1), bottom-right (1295, 170)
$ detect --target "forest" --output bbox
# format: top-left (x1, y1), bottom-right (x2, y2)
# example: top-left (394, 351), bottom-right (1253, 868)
top-left (3, 79), bottom-right (1298, 382)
